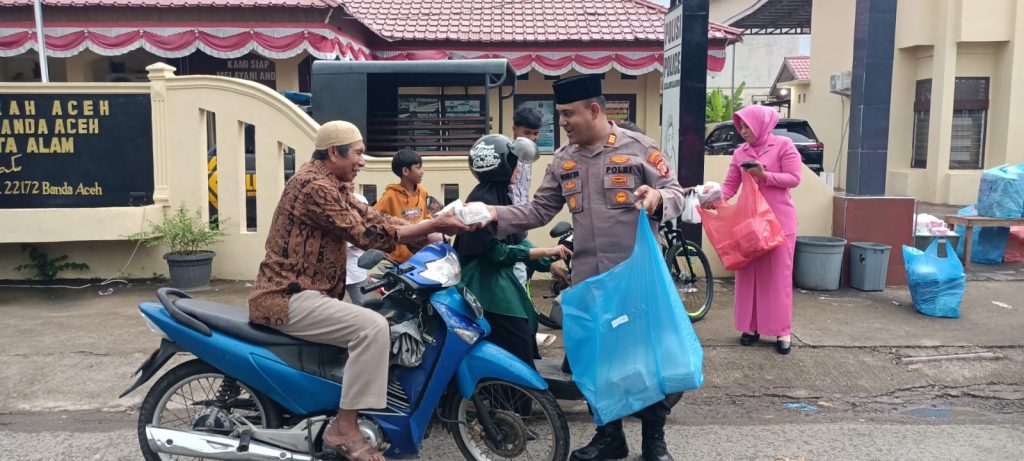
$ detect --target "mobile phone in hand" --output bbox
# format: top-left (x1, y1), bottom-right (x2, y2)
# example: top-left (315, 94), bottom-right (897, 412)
top-left (741, 160), bottom-right (757, 170)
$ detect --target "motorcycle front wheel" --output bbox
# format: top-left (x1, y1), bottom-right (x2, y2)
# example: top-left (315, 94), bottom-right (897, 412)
top-left (445, 380), bottom-right (570, 461)
top-left (136, 359), bottom-right (282, 461)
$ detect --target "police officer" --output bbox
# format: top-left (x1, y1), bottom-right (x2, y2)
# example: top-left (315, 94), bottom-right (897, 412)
top-left (481, 75), bottom-right (686, 461)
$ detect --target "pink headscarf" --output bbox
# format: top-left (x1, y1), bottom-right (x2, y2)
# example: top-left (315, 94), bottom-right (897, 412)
top-left (733, 105), bottom-right (780, 149)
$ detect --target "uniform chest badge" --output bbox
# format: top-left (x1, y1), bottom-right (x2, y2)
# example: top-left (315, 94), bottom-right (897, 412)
top-left (562, 160), bottom-right (577, 170)
top-left (610, 175), bottom-right (629, 186)
top-left (568, 195), bottom-right (578, 209)
top-left (564, 180), bottom-right (577, 191)
top-left (609, 155), bottom-right (629, 164)
top-left (607, 133), bottom-right (617, 145)
top-left (615, 191), bottom-right (628, 203)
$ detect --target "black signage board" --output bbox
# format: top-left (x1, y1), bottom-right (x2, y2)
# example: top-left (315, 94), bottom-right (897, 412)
top-left (0, 93), bottom-right (154, 208)
top-left (183, 53), bottom-right (278, 89)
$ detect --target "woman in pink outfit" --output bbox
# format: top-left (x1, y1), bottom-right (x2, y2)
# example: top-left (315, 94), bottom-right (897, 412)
top-left (716, 105), bottom-right (802, 354)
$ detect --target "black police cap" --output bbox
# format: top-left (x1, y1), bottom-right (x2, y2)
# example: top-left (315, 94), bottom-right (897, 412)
top-left (552, 75), bottom-right (603, 105)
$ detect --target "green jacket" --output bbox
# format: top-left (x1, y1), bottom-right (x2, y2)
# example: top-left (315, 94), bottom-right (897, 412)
top-left (457, 239), bottom-right (553, 325)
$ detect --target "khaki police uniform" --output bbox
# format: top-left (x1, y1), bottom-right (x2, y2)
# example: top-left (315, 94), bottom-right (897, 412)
top-left (495, 122), bottom-right (686, 284)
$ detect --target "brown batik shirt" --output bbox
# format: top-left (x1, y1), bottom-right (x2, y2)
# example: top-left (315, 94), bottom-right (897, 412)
top-left (249, 160), bottom-right (407, 325)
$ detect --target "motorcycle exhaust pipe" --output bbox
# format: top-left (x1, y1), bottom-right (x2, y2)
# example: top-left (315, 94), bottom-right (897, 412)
top-left (147, 426), bottom-right (313, 461)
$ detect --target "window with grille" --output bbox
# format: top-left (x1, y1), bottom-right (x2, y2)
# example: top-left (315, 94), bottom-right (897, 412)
top-left (911, 79), bottom-right (931, 168)
top-left (910, 77), bottom-right (989, 169)
top-left (949, 77), bottom-right (988, 169)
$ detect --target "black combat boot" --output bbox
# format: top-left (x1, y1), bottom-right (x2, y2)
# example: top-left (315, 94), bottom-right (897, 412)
top-left (570, 419), bottom-right (628, 461)
top-left (640, 418), bottom-right (674, 461)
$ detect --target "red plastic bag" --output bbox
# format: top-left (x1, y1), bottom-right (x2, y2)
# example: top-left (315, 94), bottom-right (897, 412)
top-left (697, 174), bottom-right (786, 271)
top-left (1005, 227), bottom-right (1024, 263)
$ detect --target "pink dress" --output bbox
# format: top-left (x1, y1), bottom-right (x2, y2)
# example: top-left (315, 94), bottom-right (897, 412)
top-left (720, 106), bottom-right (802, 337)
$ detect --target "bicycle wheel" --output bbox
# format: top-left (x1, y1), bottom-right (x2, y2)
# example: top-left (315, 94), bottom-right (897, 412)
top-left (665, 241), bottom-right (713, 322)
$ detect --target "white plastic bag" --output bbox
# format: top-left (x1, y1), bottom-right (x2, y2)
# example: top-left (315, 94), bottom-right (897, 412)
top-left (680, 192), bottom-right (701, 224)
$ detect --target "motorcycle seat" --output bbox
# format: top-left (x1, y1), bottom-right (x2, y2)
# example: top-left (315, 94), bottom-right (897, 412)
top-left (175, 298), bottom-right (317, 347)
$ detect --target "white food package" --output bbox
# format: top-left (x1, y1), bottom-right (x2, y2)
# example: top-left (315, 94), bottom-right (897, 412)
top-left (437, 200), bottom-right (492, 225)
top-left (694, 182), bottom-right (723, 206)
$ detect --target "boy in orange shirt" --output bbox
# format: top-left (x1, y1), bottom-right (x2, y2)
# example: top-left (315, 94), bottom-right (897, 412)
top-left (374, 148), bottom-right (429, 262)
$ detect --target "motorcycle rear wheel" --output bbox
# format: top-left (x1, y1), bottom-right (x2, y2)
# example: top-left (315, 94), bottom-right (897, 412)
top-left (445, 380), bottom-right (570, 461)
top-left (136, 359), bottom-right (282, 461)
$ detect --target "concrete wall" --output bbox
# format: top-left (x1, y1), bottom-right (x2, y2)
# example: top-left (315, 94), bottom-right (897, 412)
top-left (0, 64), bottom-right (317, 280)
top-left (0, 66), bottom-right (835, 281)
top-left (796, 0), bottom-right (856, 187)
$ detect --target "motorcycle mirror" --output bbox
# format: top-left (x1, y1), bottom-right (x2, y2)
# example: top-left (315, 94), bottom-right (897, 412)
top-left (511, 137), bottom-right (540, 164)
top-left (550, 221), bottom-right (572, 238)
top-left (425, 195), bottom-right (443, 217)
top-left (358, 249), bottom-right (387, 270)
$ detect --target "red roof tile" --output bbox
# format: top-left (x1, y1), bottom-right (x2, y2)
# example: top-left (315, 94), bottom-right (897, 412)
top-left (340, 0), bottom-right (741, 43)
top-left (4, 0), bottom-right (336, 7)
top-left (785, 55), bottom-right (810, 81)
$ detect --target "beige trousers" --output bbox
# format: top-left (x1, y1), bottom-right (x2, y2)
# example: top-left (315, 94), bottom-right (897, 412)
top-left (271, 290), bottom-right (390, 410)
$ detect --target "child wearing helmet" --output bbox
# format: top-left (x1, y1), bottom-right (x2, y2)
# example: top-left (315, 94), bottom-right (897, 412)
top-left (454, 134), bottom-right (571, 368)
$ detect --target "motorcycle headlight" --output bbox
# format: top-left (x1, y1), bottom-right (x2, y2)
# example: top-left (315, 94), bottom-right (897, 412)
top-left (420, 250), bottom-right (462, 287)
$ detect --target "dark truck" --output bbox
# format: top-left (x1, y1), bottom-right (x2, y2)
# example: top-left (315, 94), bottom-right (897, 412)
top-left (209, 60), bottom-right (519, 230)
top-left (310, 59), bottom-right (517, 156)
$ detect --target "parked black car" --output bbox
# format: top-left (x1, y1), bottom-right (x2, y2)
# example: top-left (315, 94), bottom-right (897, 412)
top-left (705, 119), bottom-right (824, 174)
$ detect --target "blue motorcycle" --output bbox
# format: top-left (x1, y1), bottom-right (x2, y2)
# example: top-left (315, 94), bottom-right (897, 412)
top-left (121, 243), bottom-right (570, 460)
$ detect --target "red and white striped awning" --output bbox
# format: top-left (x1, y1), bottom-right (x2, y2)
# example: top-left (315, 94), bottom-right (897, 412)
top-left (374, 45), bottom-right (729, 76)
top-left (0, 22), bottom-right (729, 75)
top-left (0, 22), bottom-right (372, 60)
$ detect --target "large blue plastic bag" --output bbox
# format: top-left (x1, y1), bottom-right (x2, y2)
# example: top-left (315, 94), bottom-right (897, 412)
top-left (903, 238), bottom-right (965, 318)
top-left (954, 205), bottom-right (1010, 264)
top-left (976, 165), bottom-right (1024, 218)
top-left (562, 211), bottom-right (704, 425)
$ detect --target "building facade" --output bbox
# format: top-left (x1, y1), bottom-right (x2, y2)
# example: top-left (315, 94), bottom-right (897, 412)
top-left (792, 0), bottom-right (1024, 205)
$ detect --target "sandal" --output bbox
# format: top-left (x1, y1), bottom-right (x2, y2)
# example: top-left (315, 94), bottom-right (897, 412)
top-left (323, 436), bottom-right (385, 461)
top-left (536, 333), bottom-right (557, 349)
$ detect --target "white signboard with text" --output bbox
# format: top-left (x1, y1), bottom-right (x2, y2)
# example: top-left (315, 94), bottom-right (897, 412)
top-left (661, 5), bottom-right (683, 175)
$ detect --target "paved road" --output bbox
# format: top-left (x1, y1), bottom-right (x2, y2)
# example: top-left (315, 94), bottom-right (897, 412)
top-left (1, 400), bottom-right (1022, 460)
top-left (1, 280), bottom-right (1022, 460)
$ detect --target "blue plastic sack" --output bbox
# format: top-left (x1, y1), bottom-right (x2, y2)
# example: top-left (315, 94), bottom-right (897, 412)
top-left (562, 211), bottom-right (704, 425)
top-left (954, 204), bottom-right (1010, 264)
top-left (903, 238), bottom-right (965, 318)
top-left (976, 165), bottom-right (1024, 218)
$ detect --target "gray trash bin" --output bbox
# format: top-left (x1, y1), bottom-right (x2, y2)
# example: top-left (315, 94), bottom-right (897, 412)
top-left (794, 236), bottom-right (847, 291)
top-left (849, 242), bottom-right (891, 292)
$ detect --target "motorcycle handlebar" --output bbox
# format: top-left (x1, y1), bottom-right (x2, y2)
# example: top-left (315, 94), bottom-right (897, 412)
top-left (360, 278), bottom-right (390, 295)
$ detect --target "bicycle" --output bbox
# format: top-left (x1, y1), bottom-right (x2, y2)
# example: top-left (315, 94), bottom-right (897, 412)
top-left (660, 219), bottom-right (714, 322)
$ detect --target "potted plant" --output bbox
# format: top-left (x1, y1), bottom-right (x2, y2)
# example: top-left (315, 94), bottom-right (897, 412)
top-left (130, 204), bottom-right (226, 290)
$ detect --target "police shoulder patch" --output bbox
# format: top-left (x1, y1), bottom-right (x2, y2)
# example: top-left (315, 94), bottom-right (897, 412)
top-left (647, 150), bottom-right (664, 165)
